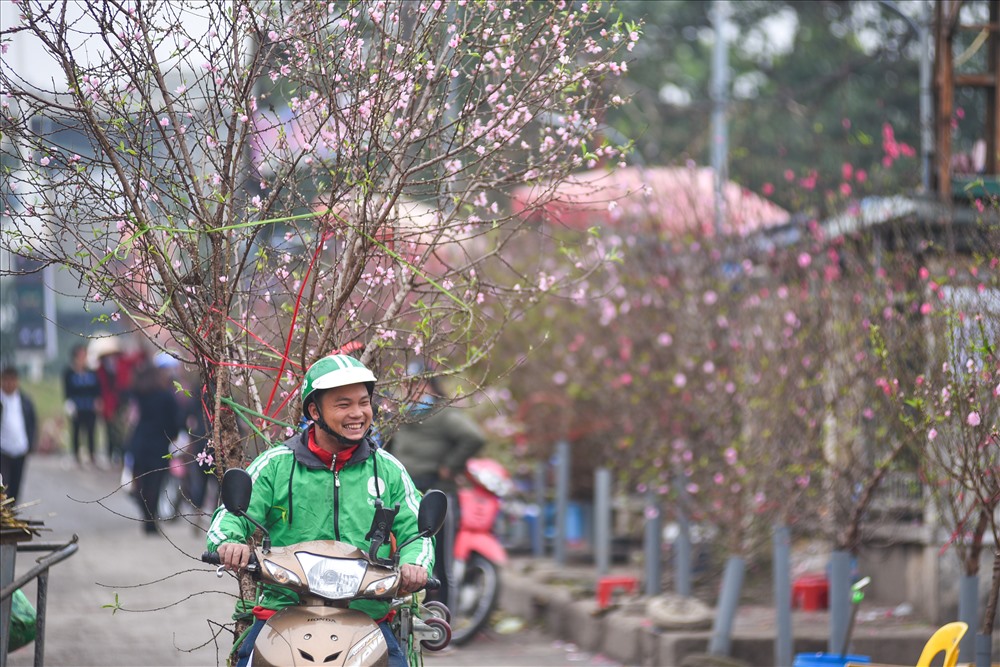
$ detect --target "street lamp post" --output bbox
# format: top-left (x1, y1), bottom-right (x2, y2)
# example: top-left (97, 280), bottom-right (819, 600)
top-left (711, 0), bottom-right (730, 236)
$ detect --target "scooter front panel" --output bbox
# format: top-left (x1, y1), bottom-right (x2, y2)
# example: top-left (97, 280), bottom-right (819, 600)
top-left (253, 606), bottom-right (389, 666)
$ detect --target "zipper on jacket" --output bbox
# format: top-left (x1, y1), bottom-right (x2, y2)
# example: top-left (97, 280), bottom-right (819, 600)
top-left (331, 453), bottom-right (341, 541)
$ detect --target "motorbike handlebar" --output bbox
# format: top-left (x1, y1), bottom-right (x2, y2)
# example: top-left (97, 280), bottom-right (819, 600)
top-left (202, 551), bottom-right (436, 592)
top-left (201, 550), bottom-right (259, 573)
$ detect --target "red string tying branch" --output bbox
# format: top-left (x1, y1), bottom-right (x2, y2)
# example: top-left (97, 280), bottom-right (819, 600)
top-left (263, 229), bottom-right (336, 417)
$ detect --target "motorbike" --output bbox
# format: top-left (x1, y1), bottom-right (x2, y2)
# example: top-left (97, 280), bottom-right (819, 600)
top-left (202, 468), bottom-right (452, 667)
top-left (448, 457), bottom-right (513, 645)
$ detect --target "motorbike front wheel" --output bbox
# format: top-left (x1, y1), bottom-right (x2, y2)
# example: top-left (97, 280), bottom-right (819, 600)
top-left (449, 553), bottom-right (500, 646)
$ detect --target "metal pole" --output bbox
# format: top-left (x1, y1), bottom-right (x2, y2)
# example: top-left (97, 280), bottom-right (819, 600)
top-left (709, 556), bottom-right (745, 656)
top-left (533, 462), bottom-right (546, 558)
top-left (42, 263), bottom-right (57, 364)
top-left (918, 0), bottom-right (933, 194)
top-left (0, 543), bottom-right (14, 667)
top-left (828, 551), bottom-right (852, 654)
top-left (958, 574), bottom-right (979, 664)
top-left (595, 467), bottom-right (612, 576)
top-left (710, 0), bottom-right (730, 236)
top-left (773, 524), bottom-right (793, 667)
top-left (644, 489), bottom-right (662, 597)
top-left (674, 476), bottom-right (693, 597)
top-left (33, 569), bottom-right (48, 667)
top-left (554, 440), bottom-right (570, 567)
top-left (974, 633), bottom-right (991, 667)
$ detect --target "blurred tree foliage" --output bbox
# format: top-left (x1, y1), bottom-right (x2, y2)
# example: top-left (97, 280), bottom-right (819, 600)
top-left (610, 0), bottom-right (924, 215)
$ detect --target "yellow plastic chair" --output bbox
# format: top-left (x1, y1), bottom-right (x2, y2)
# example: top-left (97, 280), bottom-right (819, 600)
top-left (915, 621), bottom-right (968, 667)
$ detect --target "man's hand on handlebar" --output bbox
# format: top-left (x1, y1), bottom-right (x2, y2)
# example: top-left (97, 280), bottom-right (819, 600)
top-left (218, 542), bottom-right (252, 572)
top-left (398, 564), bottom-right (428, 595)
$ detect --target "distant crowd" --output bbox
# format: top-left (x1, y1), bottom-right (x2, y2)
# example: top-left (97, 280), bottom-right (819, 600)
top-left (1, 335), bottom-right (215, 536)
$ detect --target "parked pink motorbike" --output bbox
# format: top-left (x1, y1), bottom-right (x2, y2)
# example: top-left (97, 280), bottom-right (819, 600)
top-left (449, 458), bottom-right (514, 645)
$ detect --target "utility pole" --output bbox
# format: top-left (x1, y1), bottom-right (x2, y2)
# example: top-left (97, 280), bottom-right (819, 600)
top-left (919, 0), bottom-right (933, 195)
top-left (711, 0), bottom-right (730, 237)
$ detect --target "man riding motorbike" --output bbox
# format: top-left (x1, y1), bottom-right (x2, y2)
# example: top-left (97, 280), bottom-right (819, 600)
top-left (206, 354), bottom-right (434, 667)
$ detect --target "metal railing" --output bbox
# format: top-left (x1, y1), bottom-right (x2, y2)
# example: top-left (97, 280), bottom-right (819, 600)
top-left (0, 536), bottom-right (79, 667)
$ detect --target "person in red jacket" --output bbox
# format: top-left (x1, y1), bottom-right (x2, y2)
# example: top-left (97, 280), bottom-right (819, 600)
top-left (91, 337), bottom-right (144, 467)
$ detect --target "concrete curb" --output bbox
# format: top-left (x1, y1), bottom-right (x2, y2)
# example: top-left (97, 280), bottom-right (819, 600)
top-left (497, 559), bottom-right (961, 667)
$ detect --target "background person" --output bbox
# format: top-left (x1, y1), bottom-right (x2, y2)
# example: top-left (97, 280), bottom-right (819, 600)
top-left (386, 363), bottom-right (486, 610)
top-left (0, 367), bottom-right (38, 502)
top-left (91, 336), bottom-right (132, 466)
top-left (126, 357), bottom-right (180, 535)
top-left (206, 354), bottom-right (433, 667)
top-left (63, 343), bottom-right (102, 467)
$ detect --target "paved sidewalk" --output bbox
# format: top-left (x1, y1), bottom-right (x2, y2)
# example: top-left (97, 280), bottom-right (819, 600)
top-left (8, 453), bottom-right (233, 667)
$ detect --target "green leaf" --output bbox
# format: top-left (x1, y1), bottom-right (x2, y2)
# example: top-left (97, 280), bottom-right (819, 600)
top-left (102, 593), bottom-right (123, 615)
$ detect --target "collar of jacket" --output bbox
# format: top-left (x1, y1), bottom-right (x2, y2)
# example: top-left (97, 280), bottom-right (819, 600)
top-left (285, 428), bottom-right (374, 469)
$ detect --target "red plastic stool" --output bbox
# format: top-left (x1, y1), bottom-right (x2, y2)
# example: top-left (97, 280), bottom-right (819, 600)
top-left (792, 574), bottom-right (829, 611)
top-left (596, 575), bottom-right (639, 609)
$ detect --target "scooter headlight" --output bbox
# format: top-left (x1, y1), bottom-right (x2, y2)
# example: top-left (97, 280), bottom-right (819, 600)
top-left (344, 627), bottom-right (385, 667)
top-left (363, 574), bottom-right (399, 596)
top-left (296, 554), bottom-right (367, 599)
top-left (262, 559), bottom-right (302, 586)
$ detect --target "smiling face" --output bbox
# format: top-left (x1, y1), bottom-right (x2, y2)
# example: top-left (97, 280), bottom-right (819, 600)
top-left (308, 382), bottom-right (373, 451)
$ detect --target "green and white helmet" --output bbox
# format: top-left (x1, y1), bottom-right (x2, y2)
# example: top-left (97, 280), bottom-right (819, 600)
top-left (301, 354), bottom-right (377, 416)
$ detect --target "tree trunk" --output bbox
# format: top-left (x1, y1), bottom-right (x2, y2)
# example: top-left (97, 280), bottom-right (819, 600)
top-left (979, 549), bottom-right (999, 661)
top-left (210, 364), bottom-right (258, 642)
top-left (964, 509), bottom-right (988, 576)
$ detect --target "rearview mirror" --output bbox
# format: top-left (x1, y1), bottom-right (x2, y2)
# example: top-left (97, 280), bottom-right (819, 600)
top-left (417, 489), bottom-right (448, 538)
top-left (221, 468), bottom-right (253, 516)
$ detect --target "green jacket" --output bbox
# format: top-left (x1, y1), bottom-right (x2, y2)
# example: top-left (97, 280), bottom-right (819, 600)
top-left (387, 404), bottom-right (485, 494)
top-left (206, 430), bottom-right (434, 620)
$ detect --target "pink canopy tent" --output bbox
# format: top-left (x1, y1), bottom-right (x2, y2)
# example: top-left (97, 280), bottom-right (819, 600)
top-left (511, 166), bottom-right (790, 238)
